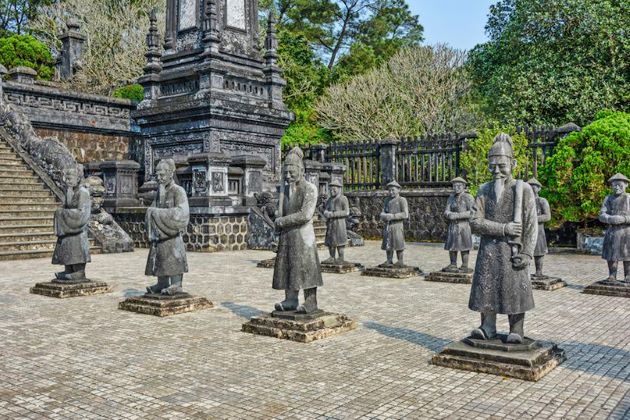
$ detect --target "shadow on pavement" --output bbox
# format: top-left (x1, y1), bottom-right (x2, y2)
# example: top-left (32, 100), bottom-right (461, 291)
top-left (222, 301), bottom-right (266, 318)
top-left (363, 321), bottom-right (451, 352)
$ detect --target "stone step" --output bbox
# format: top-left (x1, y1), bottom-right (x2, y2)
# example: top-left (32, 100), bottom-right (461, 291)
top-left (0, 196), bottom-right (57, 204)
top-left (0, 216), bottom-right (54, 226)
top-left (0, 184), bottom-right (49, 192)
top-left (0, 209), bottom-right (56, 218)
top-left (0, 224), bottom-right (54, 234)
top-left (0, 168), bottom-right (37, 177)
top-left (0, 232), bottom-right (57, 243)
top-left (0, 239), bottom-right (57, 252)
top-left (0, 203), bottom-right (58, 211)
top-left (0, 159), bottom-right (24, 167)
top-left (0, 152), bottom-right (20, 160)
top-left (0, 191), bottom-right (54, 199)
top-left (0, 177), bottom-right (42, 185)
top-left (0, 249), bottom-right (54, 261)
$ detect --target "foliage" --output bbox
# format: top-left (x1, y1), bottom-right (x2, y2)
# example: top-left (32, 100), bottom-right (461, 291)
top-left (112, 83), bottom-right (144, 101)
top-left (30, 0), bottom-right (164, 94)
top-left (540, 111), bottom-right (630, 225)
top-left (0, 34), bottom-right (54, 79)
top-left (459, 127), bottom-right (530, 196)
top-left (316, 45), bottom-right (479, 142)
top-left (467, 0), bottom-right (630, 127)
top-left (0, 0), bottom-right (52, 35)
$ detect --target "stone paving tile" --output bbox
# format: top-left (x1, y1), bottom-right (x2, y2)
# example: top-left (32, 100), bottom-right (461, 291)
top-left (0, 242), bottom-right (628, 419)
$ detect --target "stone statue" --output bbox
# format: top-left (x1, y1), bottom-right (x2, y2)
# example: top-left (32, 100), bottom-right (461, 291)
top-left (442, 177), bottom-right (474, 273)
top-left (145, 158), bottom-right (190, 295)
top-left (469, 133), bottom-right (537, 344)
top-left (273, 147), bottom-right (323, 313)
top-left (599, 173), bottom-right (630, 283)
top-left (380, 181), bottom-right (408, 267)
top-left (52, 165), bottom-right (91, 280)
top-left (323, 180), bottom-right (349, 263)
top-left (528, 178), bottom-right (551, 277)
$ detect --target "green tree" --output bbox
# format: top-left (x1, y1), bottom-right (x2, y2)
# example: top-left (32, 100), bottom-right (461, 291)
top-left (0, 34), bottom-right (54, 79)
top-left (0, 0), bottom-right (52, 35)
top-left (468, 0), bottom-right (630, 127)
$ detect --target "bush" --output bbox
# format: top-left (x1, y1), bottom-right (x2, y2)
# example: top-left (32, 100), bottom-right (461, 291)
top-left (540, 111), bottom-right (630, 225)
top-left (0, 34), bottom-right (54, 80)
top-left (112, 84), bottom-right (144, 101)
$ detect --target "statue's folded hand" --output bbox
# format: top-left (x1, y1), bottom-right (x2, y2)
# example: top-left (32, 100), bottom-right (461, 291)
top-left (511, 253), bottom-right (530, 270)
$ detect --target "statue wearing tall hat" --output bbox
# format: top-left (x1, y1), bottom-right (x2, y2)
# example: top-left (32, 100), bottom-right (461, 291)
top-left (528, 178), bottom-right (551, 278)
top-left (442, 177), bottom-right (475, 273)
top-left (380, 180), bottom-right (409, 267)
top-left (323, 180), bottom-right (349, 263)
top-left (273, 147), bottom-right (323, 313)
top-left (599, 173), bottom-right (630, 283)
top-left (468, 133), bottom-right (537, 344)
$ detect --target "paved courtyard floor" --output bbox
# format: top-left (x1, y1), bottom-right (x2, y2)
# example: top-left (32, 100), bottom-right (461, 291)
top-left (0, 242), bottom-right (628, 419)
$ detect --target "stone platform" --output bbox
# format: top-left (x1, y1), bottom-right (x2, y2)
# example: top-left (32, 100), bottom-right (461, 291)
top-left (425, 270), bottom-right (473, 284)
top-left (531, 275), bottom-right (567, 291)
top-left (432, 334), bottom-right (566, 382)
top-left (362, 265), bottom-right (423, 279)
top-left (30, 279), bottom-right (112, 298)
top-left (257, 257), bottom-right (276, 268)
top-left (242, 310), bottom-right (357, 343)
top-left (582, 279), bottom-right (630, 298)
top-left (118, 293), bottom-right (213, 317)
top-left (320, 260), bottom-right (364, 274)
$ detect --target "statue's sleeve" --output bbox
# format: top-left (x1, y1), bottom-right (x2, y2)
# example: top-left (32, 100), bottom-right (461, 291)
top-left (538, 198), bottom-right (551, 223)
top-left (444, 195), bottom-right (454, 218)
top-left (454, 194), bottom-right (475, 220)
top-left (332, 196), bottom-right (350, 218)
top-left (520, 184), bottom-right (538, 257)
top-left (278, 184), bottom-right (316, 228)
top-left (56, 188), bottom-right (91, 236)
top-left (598, 196), bottom-right (613, 223)
top-left (148, 187), bottom-right (190, 238)
top-left (470, 186), bottom-right (505, 236)
top-left (392, 197), bottom-right (409, 221)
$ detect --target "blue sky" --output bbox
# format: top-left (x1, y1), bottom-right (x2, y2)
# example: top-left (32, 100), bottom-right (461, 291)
top-left (407, 0), bottom-right (496, 50)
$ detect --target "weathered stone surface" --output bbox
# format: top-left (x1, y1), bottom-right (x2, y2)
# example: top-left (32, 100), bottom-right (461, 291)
top-left (432, 335), bottom-right (566, 382)
top-left (531, 275), bottom-right (567, 291)
top-left (257, 256), bottom-right (276, 268)
top-left (118, 293), bottom-right (213, 317)
top-left (362, 265), bottom-right (423, 279)
top-left (320, 260), bottom-right (364, 274)
top-left (242, 311), bottom-right (357, 343)
top-left (425, 271), bottom-right (473, 284)
top-left (583, 280), bottom-right (630, 298)
top-left (30, 279), bottom-right (111, 298)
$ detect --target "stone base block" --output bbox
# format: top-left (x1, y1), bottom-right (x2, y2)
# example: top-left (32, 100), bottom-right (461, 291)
top-left (432, 334), bottom-right (566, 382)
top-left (257, 257), bottom-right (276, 268)
top-left (30, 279), bottom-right (112, 298)
top-left (242, 310), bottom-right (357, 343)
top-left (531, 275), bottom-right (567, 291)
top-left (118, 293), bottom-right (213, 317)
top-left (362, 265), bottom-right (423, 279)
top-left (425, 271), bottom-right (472, 284)
top-left (583, 280), bottom-right (630, 298)
top-left (320, 261), bottom-right (364, 274)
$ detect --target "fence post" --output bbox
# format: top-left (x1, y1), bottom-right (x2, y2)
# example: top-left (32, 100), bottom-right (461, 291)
top-left (0, 65), bottom-right (6, 105)
top-left (310, 144), bottom-right (328, 163)
top-left (379, 139), bottom-right (399, 187)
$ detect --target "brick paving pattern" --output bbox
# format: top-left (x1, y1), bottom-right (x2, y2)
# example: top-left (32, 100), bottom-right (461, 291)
top-left (1, 242), bottom-right (628, 419)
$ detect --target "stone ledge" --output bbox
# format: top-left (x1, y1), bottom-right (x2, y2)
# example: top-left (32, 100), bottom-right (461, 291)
top-left (320, 261), bottom-right (364, 274)
top-left (30, 280), bottom-right (112, 298)
top-left (425, 271), bottom-right (472, 284)
top-left (257, 257), bottom-right (276, 268)
top-left (118, 293), bottom-right (214, 316)
top-left (531, 275), bottom-right (567, 291)
top-left (583, 280), bottom-right (630, 298)
top-left (362, 265), bottom-right (423, 279)
top-left (242, 311), bottom-right (358, 343)
top-left (432, 336), bottom-right (566, 382)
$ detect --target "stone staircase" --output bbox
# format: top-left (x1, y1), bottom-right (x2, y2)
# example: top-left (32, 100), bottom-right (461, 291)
top-left (314, 219), bottom-right (326, 248)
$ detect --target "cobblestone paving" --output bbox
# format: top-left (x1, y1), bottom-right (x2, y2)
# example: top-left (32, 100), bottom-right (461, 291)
top-left (1, 242), bottom-right (629, 419)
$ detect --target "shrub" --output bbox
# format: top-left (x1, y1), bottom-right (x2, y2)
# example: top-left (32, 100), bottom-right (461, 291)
top-left (0, 34), bottom-right (54, 80)
top-left (112, 84), bottom-right (144, 101)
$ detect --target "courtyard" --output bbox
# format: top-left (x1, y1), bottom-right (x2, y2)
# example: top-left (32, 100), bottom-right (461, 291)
top-left (1, 242), bottom-right (628, 419)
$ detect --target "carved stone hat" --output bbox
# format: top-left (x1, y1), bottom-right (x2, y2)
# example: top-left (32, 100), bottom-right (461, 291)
top-left (451, 177), bottom-right (467, 185)
top-left (329, 180), bottom-right (342, 188)
top-left (608, 173), bottom-right (629, 184)
top-left (527, 177), bottom-right (542, 188)
top-left (488, 133), bottom-right (514, 158)
top-left (283, 147), bottom-right (304, 169)
top-left (386, 180), bottom-right (401, 189)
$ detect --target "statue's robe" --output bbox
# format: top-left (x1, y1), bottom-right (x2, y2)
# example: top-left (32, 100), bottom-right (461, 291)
top-left (469, 179), bottom-right (537, 315)
top-left (324, 194), bottom-right (349, 248)
top-left (444, 192), bottom-right (475, 252)
top-left (273, 179), bottom-right (323, 291)
top-left (145, 183), bottom-right (189, 277)
top-left (381, 196), bottom-right (408, 251)
top-left (534, 196), bottom-right (551, 257)
top-left (600, 193), bottom-right (630, 261)
top-left (52, 186), bottom-right (91, 266)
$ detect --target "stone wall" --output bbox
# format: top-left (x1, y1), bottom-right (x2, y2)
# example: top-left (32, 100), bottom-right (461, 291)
top-left (114, 209), bottom-right (249, 252)
top-left (34, 128), bottom-right (129, 163)
top-left (346, 190), bottom-right (450, 242)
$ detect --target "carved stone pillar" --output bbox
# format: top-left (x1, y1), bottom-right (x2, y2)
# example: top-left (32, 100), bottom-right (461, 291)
top-left (100, 160), bottom-right (141, 211)
top-left (187, 152), bottom-right (232, 207)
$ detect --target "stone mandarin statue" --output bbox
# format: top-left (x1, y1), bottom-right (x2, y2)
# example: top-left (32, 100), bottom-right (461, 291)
top-left (323, 180), bottom-right (349, 263)
top-left (469, 133), bottom-right (537, 344)
top-left (442, 177), bottom-right (475, 273)
top-left (379, 181), bottom-right (409, 267)
top-left (145, 158), bottom-right (190, 295)
top-left (52, 165), bottom-right (91, 281)
top-left (273, 147), bottom-right (323, 314)
top-left (599, 173), bottom-right (630, 282)
top-left (528, 178), bottom-right (551, 277)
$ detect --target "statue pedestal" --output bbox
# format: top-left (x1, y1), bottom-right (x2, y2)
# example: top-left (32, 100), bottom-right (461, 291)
top-left (425, 271), bottom-right (473, 284)
top-left (320, 260), bottom-right (364, 274)
top-left (30, 279), bottom-right (111, 298)
top-left (583, 279), bottom-right (630, 298)
top-left (432, 334), bottom-right (566, 382)
top-left (362, 265), bottom-right (423, 279)
top-left (257, 257), bottom-right (276, 268)
top-left (531, 275), bottom-right (567, 291)
top-left (242, 310), bottom-right (357, 343)
top-left (118, 293), bottom-right (213, 317)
